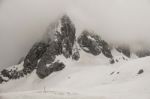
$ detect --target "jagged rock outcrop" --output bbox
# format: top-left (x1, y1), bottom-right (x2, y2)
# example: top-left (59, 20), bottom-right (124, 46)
top-left (101, 40), bottom-right (113, 58)
top-left (137, 69), bottom-right (144, 74)
top-left (36, 42), bottom-right (60, 78)
top-left (37, 60), bottom-right (65, 79)
top-left (135, 49), bottom-right (150, 58)
top-left (116, 46), bottom-right (131, 57)
top-left (1, 69), bottom-right (11, 79)
top-left (58, 15), bottom-right (76, 58)
top-left (36, 15), bottom-right (76, 78)
top-left (52, 61), bottom-right (65, 72)
top-left (72, 48), bottom-right (80, 61)
top-left (0, 76), bottom-right (4, 83)
top-left (72, 42), bottom-right (80, 61)
top-left (110, 59), bottom-right (115, 64)
top-left (77, 30), bottom-right (112, 58)
top-left (77, 30), bottom-right (102, 55)
top-left (23, 42), bottom-right (48, 74)
top-left (0, 42), bottom-right (48, 83)
top-left (0, 69), bottom-right (20, 81)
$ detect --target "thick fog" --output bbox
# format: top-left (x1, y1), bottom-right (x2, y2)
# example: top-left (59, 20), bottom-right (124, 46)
top-left (0, 0), bottom-right (150, 69)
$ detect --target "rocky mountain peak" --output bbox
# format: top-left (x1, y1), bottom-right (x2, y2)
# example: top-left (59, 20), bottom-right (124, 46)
top-left (0, 14), bottom-right (77, 82)
top-left (0, 14), bottom-right (134, 83)
top-left (36, 14), bottom-right (76, 78)
top-left (78, 30), bottom-right (113, 58)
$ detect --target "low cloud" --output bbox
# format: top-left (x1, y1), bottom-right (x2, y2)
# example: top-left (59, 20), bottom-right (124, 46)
top-left (0, 0), bottom-right (150, 69)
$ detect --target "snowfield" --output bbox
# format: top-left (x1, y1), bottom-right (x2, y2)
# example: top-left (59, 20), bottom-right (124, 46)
top-left (0, 50), bottom-right (150, 99)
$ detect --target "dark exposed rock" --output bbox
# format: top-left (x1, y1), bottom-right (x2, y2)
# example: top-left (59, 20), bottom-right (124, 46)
top-left (23, 42), bottom-right (48, 74)
top-left (116, 46), bottom-right (130, 57)
top-left (77, 30), bottom-right (112, 58)
top-left (72, 44), bottom-right (80, 61)
top-left (60, 15), bottom-right (76, 58)
top-left (137, 69), bottom-right (144, 74)
top-left (36, 15), bottom-right (75, 78)
top-left (122, 57), bottom-right (125, 60)
top-left (77, 30), bottom-right (102, 55)
top-left (36, 42), bottom-right (57, 78)
top-left (1, 69), bottom-right (11, 79)
top-left (72, 50), bottom-right (80, 61)
top-left (0, 67), bottom-right (25, 81)
top-left (52, 61), bottom-right (65, 72)
top-left (62, 38), bottom-right (73, 58)
top-left (0, 76), bottom-right (4, 84)
top-left (101, 40), bottom-right (113, 58)
top-left (110, 71), bottom-right (115, 75)
top-left (37, 61), bottom-right (65, 79)
top-left (110, 59), bottom-right (115, 64)
top-left (36, 66), bottom-right (53, 79)
top-left (135, 50), bottom-right (150, 58)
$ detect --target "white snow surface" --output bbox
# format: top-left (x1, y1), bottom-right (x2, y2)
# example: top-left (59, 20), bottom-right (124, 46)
top-left (0, 51), bottom-right (150, 99)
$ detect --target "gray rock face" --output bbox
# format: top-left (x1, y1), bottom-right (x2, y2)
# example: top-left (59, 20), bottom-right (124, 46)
top-left (52, 61), bottom-right (65, 72)
top-left (137, 69), bottom-right (144, 74)
top-left (72, 48), bottom-right (80, 61)
top-left (0, 69), bottom-right (22, 82)
top-left (116, 46), bottom-right (130, 57)
top-left (36, 15), bottom-right (76, 78)
top-left (59, 15), bottom-right (76, 58)
top-left (0, 65), bottom-right (24, 83)
top-left (23, 42), bottom-right (48, 74)
top-left (77, 30), bottom-right (102, 55)
top-left (110, 59), bottom-right (115, 64)
top-left (36, 61), bottom-right (65, 79)
top-left (36, 42), bottom-right (59, 78)
top-left (1, 69), bottom-right (10, 79)
top-left (0, 76), bottom-right (3, 84)
top-left (101, 40), bottom-right (113, 58)
top-left (135, 50), bottom-right (150, 58)
top-left (77, 30), bottom-right (112, 58)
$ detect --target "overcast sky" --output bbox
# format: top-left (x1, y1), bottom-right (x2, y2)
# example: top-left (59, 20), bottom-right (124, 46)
top-left (0, 0), bottom-right (150, 69)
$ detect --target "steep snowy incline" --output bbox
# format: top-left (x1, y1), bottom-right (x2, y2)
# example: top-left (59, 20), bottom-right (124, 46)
top-left (0, 55), bottom-right (150, 99)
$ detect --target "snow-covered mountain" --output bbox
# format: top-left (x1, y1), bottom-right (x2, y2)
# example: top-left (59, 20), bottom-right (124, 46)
top-left (0, 15), bottom-right (150, 99)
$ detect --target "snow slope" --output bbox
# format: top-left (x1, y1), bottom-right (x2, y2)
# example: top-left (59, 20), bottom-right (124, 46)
top-left (0, 50), bottom-right (150, 99)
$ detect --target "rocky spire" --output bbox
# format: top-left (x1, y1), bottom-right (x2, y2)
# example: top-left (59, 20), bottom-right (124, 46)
top-left (0, 14), bottom-right (128, 83)
top-left (36, 14), bottom-right (76, 78)
top-left (77, 30), bottom-right (112, 58)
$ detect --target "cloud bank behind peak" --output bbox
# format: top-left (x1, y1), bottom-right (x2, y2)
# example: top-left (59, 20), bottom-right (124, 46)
top-left (0, 0), bottom-right (150, 69)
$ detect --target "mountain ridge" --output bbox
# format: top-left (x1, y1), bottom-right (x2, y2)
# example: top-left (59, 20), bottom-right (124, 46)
top-left (0, 14), bottom-right (149, 84)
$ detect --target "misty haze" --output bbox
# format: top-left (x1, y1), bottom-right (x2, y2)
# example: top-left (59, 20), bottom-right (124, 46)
top-left (0, 0), bottom-right (150, 99)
